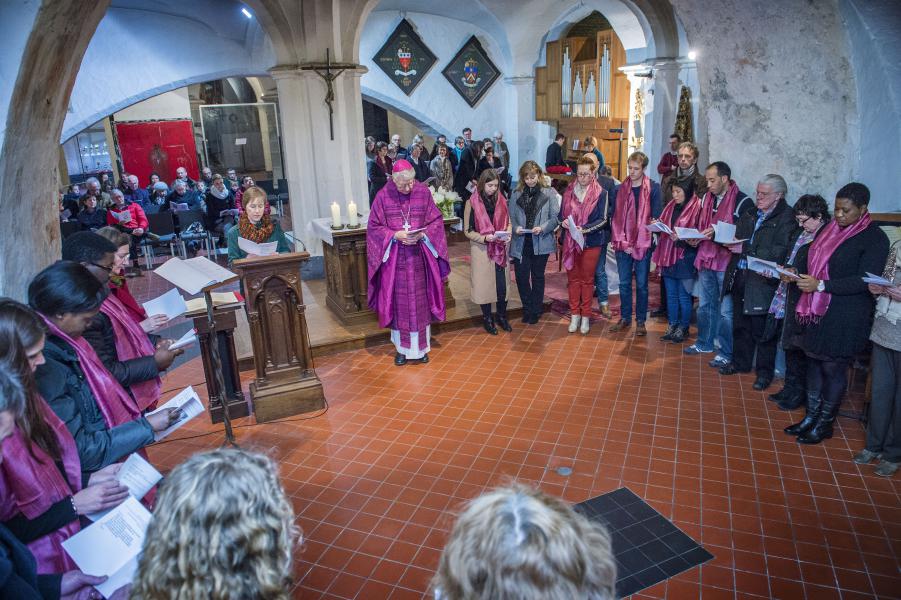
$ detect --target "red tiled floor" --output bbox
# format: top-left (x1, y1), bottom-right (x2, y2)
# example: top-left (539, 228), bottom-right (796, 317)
top-left (144, 298), bottom-right (901, 598)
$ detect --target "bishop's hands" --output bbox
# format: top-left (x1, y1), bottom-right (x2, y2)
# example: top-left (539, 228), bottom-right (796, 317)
top-left (394, 229), bottom-right (423, 245)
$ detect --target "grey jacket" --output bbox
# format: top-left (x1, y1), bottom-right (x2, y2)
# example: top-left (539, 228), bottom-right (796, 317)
top-left (509, 186), bottom-right (560, 260)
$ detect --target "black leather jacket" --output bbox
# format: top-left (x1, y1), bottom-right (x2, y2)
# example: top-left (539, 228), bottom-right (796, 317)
top-left (82, 312), bottom-right (160, 388)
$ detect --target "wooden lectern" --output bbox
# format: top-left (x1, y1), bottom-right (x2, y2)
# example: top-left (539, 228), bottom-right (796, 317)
top-left (232, 252), bottom-right (325, 422)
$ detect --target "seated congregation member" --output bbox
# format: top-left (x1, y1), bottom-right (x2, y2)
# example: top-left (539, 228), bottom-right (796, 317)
top-left (171, 166), bottom-right (197, 192)
top-left (234, 176), bottom-right (255, 211)
top-left (95, 227), bottom-right (168, 334)
top-left (366, 160), bottom-right (451, 366)
top-left (432, 483), bottom-right (616, 600)
top-left (200, 166), bottom-right (213, 189)
top-left (143, 181), bottom-right (168, 215)
top-left (684, 161), bottom-right (754, 364)
top-left (608, 151), bottom-right (663, 336)
top-left (368, 141), bottom-right (392, 202)
top-left (226, 186), bottom-right (292, 264)
top-left (582, 135), bottom-right (605, 171)
top-left (856, 239), bottom-right (901, 476)
top-left (429, 144), bottom-right (454, 191)
top-left (29, 261), bottom-right (181, 473)
top-left (720, 174), bottom-right (797, 390)
top-left (105, 188), bottom-right (149, 274)
top-left (123, 174), bottom-right (149, 206)
top-left (560, 154), bottom-right (610, 336)
top-left (131, 449), bottom-right (298, 600)
top-left (465, 170), bottom-right (512, 335)
top-left (409, 144), bottom-right (431, 182)
top-left (787, 183), bottom-right (890, 444)
top-left (509, 161), bottom-right (559, 325)
top-left (204, 174), bottom-right (238, 245)
top-left (145, 172), bottom-right (162, 196)
top-left (76, 193), bottom-right (106, 231)
top-left (0, 300), bottom-right (130, 574)
top-left (83, 177), bottom-right (112, 210)
top-left (544, 133), bottom-right (567, 172)
top-left (162, 180), bottom-right (202, 213)
top-left (62, 233), bottom-right (180, 410)
top-left (651, 180), bottom-right (701, 344)
top-left (767, 195), bottom-right (829, 410)
top-left (0, 363), bottom-right (114, 600)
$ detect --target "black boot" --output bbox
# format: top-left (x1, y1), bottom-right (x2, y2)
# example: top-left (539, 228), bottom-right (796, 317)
top-left (797, 395), bottom-right (841, 445)
top-left (777, 387), bottom-right (806, 411)
top-left (394, 352), bottom-right (407, 366)
top-left (768, 387), bottom-right (789, 403)
top-left (495, 313), bottom-right (512, 332)
top-left (482, 315), bottom-right (498, 335)
top-left (784, 393), bottom-right (821, 436)
top-left (660, 325), bottom-right (676, 341)
top-left (670, 326), bottom-right (686, 344)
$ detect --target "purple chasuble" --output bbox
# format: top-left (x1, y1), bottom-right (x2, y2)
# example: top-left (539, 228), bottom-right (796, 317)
top-left (367, 181), bottom-right (450, 350)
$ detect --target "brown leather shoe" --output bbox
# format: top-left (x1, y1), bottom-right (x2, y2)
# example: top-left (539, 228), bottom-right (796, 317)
top-left (599, 303), bottom-right (612, 318)
top-left (608, 319), bottom-right (631, 333)
top-left (635, 322), bottom-right (647, 337)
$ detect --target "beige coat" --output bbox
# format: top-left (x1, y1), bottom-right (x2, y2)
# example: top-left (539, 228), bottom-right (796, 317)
top-left (464, 200), bottom-right (511, 304)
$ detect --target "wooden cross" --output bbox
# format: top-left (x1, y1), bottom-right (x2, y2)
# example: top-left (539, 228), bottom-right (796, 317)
top-left (298, 48), bottom-right (360, 140)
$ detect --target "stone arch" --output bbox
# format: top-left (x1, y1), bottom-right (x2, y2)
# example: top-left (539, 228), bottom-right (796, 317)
top-left (361, 90), bottom-right (446, 138)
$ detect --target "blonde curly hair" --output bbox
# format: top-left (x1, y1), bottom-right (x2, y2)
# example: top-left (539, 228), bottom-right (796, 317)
top-left (433, 483), bottom-right (616, 600)
top-left (131, 449), bottom-right (299, 600)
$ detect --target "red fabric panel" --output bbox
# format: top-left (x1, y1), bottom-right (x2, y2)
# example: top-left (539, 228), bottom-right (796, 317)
top-left (115, 120), bottom-right (199, 186)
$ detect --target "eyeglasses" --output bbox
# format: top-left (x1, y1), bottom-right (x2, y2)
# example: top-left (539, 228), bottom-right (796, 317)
top-left (90, 262), bottom-right (114, 273)
top-left (796, 215), bottom-right (813, 225)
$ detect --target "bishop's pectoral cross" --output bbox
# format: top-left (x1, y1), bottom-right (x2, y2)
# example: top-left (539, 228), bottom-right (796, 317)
top-left (299, 49), bottom-right (360, 140)
top-left (403, 221), bottom-right (411, 232)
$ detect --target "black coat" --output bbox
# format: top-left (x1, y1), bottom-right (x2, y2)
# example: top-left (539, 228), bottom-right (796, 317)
top-left (545, 142), bottom-right (565, 168)
top-left (780, 226), bottom-right (822, 350)
top-left (724, 198), bottom-right (799, 315)
top-left (453, 148), bottom-right (479, 199)
top-left (82, 312), bottom-right (160, 388)
top-left (76, 208), bottom-right (106, 231)
top-left (368, 157), bottom-right (391, 201)
top-left (801, 222), bottom-right (890, 358)
top-left (34, 335), bottom-right (154, 474)
top-left (204, 189), bottom-right (236, 229)
top-left (410, 156), bottom-right (430, 182)
top-left (0, 524), bottom-right (60, 600)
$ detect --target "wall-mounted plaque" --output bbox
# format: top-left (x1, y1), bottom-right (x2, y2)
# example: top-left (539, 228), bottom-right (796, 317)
top-left (442, 36), bottom-right (501, 107)
top-left (373, 19), bottom-right (437, 96)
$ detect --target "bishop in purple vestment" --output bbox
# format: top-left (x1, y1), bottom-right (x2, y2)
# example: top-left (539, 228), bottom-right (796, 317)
top-left (367, 160), bottom-right (450, 364)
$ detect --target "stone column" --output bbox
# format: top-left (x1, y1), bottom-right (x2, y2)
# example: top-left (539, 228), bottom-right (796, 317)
top-left (504, 75), bottom-right (551, 171)
top-left (270, 65), bottom-right (368, 256)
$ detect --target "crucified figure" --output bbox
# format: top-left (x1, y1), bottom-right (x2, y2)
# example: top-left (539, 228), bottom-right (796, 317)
top-left (299, 48), bottom-right (359, 140)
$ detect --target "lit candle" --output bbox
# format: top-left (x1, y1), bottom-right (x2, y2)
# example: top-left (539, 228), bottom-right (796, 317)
top-left (330, 201), bottom-right (341, 227)
top-left (347, 200), bottom-right (358, 226)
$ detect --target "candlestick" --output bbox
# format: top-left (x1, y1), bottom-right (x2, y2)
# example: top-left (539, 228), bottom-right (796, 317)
top-left (330, 202), bottom-right (342, 228)
top-left (347, 200), bottom-right (358, 227)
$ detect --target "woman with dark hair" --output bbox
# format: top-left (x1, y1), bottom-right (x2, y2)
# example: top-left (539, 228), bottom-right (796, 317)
top-left (76, 194), bottom-right (107, 231)
top-left (28, 261), bottom-right (180, 473)
top-left (204, 174), bottom-right (238, 246)
top-left (509, 161), bottom-right (559, 325)
top-left (766, 195), bottom-right (829, 410)
top-left (0, 299), bottom-right (129, 574)
top-left (368, 142), bottom-right (392, 202)
top-left (786, 183), bottom-right (890, 444)
top-left (465, 169), bottom-right (512, 334)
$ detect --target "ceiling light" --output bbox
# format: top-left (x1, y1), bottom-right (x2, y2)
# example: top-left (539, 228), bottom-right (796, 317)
top-left (241, 7), bottom-right (252, 18)
top-left (687, 50), bottom-right (697, 60)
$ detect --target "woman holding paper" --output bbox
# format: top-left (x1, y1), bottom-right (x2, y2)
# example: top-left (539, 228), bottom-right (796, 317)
top-left (559, 154), bottom-right (610, 335)
top-left (786, 183), bottom-right (890, 444)
top-left (226, 186), bottom-right (291, 264)
top-left (464, 169), bottom-right (512, 334)
top-left (509, 161), bottom-right (560, 325)
top-left (0, 299), bottom-right (131, 573)
top-left (651, 180), bottom-right (701, 343)
top-left (28, 262), bottom-right (181, 473)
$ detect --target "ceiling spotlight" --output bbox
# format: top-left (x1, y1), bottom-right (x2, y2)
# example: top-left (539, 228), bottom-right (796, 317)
top-left (687, 50), bottom-right (697, 60)
top-left (241, 7), bottom-right (252, 18)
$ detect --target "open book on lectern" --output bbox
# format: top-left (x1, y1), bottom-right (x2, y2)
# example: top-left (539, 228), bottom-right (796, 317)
top-left (154, 257), bottom-right (237, 295)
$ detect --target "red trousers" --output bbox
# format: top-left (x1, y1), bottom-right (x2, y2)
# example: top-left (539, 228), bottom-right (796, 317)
top-left (566, 246), bottom-right (601, 316)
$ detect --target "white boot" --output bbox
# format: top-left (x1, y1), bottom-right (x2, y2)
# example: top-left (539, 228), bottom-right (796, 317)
top-left (568, 315), bottom-right (581, 333)
top-left (580, 316), bottom-right (591, 335)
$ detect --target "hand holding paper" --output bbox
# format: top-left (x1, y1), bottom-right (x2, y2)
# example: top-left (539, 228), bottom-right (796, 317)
top-left (713, 221), bottom-right (747, 244)
top-left (146, 386), bottom-right (205, 441)
top-left (566, 215), bottom-right (585, 249)
top-left (142, 288), bottom-right (187, 321)
top-left (237, 237), bottom-right (278, 257)
top-left (674, 227), bottom-right (707, 240)
top-left (168, 328), bottom-right (196, 351)
top-left (87, 454), bottom-right (162, 521)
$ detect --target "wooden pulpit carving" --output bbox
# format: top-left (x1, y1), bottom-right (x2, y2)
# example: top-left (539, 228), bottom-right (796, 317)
top-left (232, 252), bottom-right (325, 422)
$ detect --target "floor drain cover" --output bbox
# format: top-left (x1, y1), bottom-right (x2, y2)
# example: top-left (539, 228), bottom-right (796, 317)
top-left (556, 466), bottom-right (573, 476)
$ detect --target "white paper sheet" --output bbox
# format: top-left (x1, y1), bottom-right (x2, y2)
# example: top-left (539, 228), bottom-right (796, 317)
top-left (863, 272), bottom-right (896, 286)
top-left (674, 227), bottom-right (707, 240)
top-left (493, 231), bottom-right (511, 242)
top-left (141, 288), bottom-right (187, 321)
top-left (168, 328), bottom-right (196, 350)
top-left (111, 210), bottom-right (131, 223)
top-left (171, 202), bottom-right (189, 212)
top-left (146, 386), bottom-right (205, 441)
top-left (155, 257), bottom-right (235, 295)
top-left (713, 221), bottom-right (747, 244)
top-left (567, 215), bottom-right (585, 249)
top-left (747, 256), bottom-right (800, 279)
top-left (86, 454), bottom-right (163, 522)
top-left (237, 237), bottom-right (278, 256)
top-left (645, 221), bottom-right (673, 235)
top-left (62, 496), bottom-right (151, 598)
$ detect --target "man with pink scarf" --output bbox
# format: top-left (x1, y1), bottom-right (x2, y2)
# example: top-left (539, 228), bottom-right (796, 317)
top-left (367, 160), bottom-right (450, 366)
top-left (608, 151), bottom-right (662, 336)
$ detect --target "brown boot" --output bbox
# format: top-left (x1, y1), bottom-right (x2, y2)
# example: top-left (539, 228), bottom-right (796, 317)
top-left (608, 319), bottom-right (631, 333)
top-left (635, 322), bottom-right (647, 337)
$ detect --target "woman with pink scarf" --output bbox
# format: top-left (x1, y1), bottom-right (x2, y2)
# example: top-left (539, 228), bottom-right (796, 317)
top-left (785, 183), bottom-right (890, 445)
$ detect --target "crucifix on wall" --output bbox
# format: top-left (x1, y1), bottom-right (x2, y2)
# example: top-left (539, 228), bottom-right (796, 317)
top-left (298, 48), bottom-right (360, 140)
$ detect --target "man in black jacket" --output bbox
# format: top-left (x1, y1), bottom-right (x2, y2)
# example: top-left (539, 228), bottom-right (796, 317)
top-left (60, 233), bottom-right (181, 391)
top-left (545, 133), bottom-right (567, 170)
top-left (719, 174), bottom-right (799, 390)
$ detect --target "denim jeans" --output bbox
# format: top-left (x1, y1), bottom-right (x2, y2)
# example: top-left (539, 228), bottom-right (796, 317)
top-left (696, 269), bottom-right (725, 352)
top-left (594, 244), bottom-right (609, 304)
top-left (615, 250), bottom-right (650, 323)
top-left (663, 276), bottom-right (693, 328)
top-left (718, 293), bottom-right (734, 360)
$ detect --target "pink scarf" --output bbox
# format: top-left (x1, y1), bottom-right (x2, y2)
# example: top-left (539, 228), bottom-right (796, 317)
top-left (612, 176), bottom-right (653, 260)
top-left (695, 180), bottom-right (740, 272)
top-left (469, 191), bottom-right (510, 266)
top-left (100, 295), bottom-right (160, 411)
top-left (652, 195), bottom-right (703, 268)
top-left (39, 315), bottom-right (141, 427)
top-left (560, 179), bottom-right (602, 271)
top-left (0, 397), bottom-right (82, 573)
top-left (796, 213), bottom-right (872, 321)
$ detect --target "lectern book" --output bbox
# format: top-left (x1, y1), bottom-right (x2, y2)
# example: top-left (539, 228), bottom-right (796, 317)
top-left (155, 257), bottom-right (236, 295)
